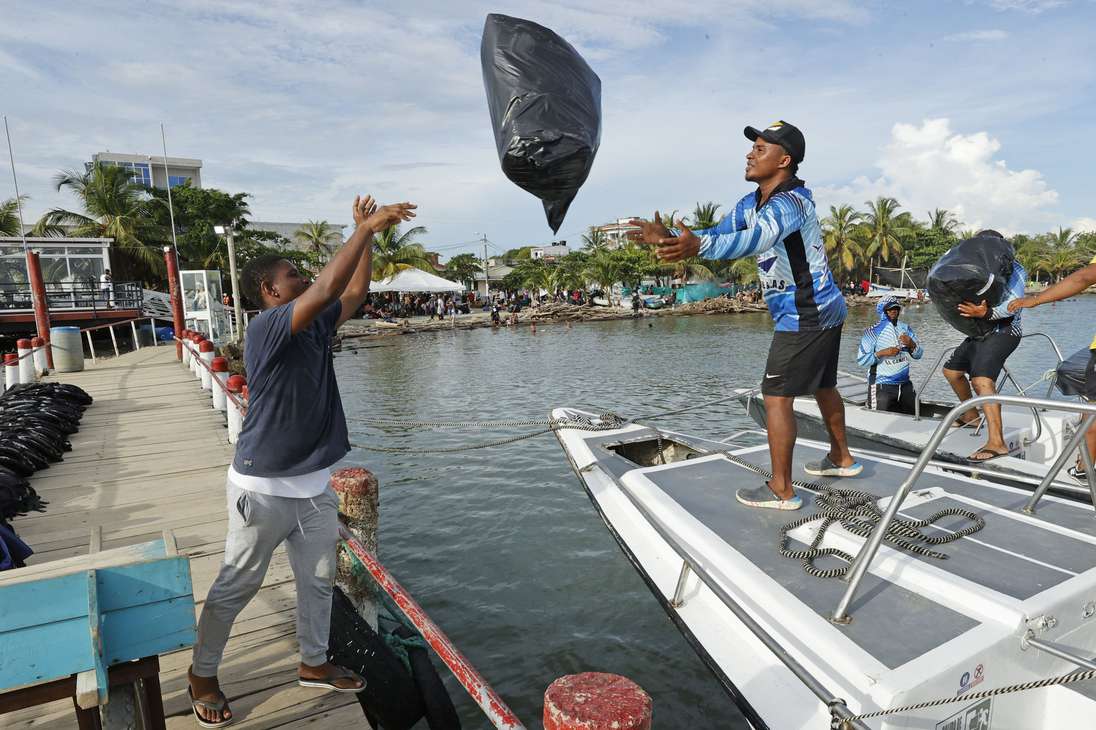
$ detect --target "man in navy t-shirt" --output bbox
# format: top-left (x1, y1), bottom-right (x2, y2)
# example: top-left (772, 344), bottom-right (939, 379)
top-left (186, 195), bottom-right (416, 727)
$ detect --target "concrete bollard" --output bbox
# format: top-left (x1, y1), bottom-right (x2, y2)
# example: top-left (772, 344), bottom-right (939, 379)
top-left (199, 340), bottom-right (215, 391)
top-left (4, 354), bottom-right (18, 391)
top-left (226, 374), bottom-right (246, 443)
top-left (16, 339), bottom-right (34, 384)
top-left (211, 356), bottom-right (229, 411)
top-left (31, 336), bottom-right (48, 376)
top-left (331, 467), bottom-right (380, 627)
top-left (544, 673), bottom-right (652, 730)
top-left (190, 336), bottom-right (204, 378)
top-left (181, 329), bottom-right (192, 366)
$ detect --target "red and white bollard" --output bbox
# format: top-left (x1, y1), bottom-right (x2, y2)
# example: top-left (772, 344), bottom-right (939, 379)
top-left (16, 339), bottom-right (34, 384)
top-left (226, 374), bottom-right (246, 443)
top-left (190, 335), bottom-right (204, 379)
top-left (544, 673), bottom-right (652, 730)
top-left (4, 353), bottom-right (18, 391)
top-left (181, 329), bottom-right (193, 366)
top-left (31, 336), bottom-right (48, 377)
top-left (199, 340), bottom-right (215, 391)
top-left (211, 356), bottom-right (229, 411)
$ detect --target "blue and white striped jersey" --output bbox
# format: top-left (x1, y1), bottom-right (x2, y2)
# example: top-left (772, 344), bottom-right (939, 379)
top-left (857, 297), bottom-right (923, 385)
top-left (690, 178), bottom-right (846, 332)
top-left (988, 261), bottom-right (1027, 336)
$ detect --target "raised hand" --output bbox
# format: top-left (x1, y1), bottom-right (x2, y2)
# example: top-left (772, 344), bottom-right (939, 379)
top-left (957, 299), bottom-right (988, 318)
top-left (352, 195), bottom-right (377, 227)
top-left (365, 202), bottom-right (417, 232)
top-left (627, 211), bottom-right (671, 245)
top-left (655, 219), bottom-right (701, 262)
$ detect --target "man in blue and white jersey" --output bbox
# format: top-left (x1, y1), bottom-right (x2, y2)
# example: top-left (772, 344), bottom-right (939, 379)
top-left (942, 231), bottom-right (1027, 462)
top-left (632, 120), bottom-right (861, 511)
top-left (857, 297), bottom-right (923, 414)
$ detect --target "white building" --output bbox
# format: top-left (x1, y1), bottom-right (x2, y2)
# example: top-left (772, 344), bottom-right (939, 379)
top-left (592, 218), bottom-right (640, 249)
top-left (531, 241), bottom-right (569, 260)
top-left (89, 152), bottom-right (203, 189)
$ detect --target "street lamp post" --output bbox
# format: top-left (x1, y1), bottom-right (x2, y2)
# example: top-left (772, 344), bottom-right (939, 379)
top-left (214, 225), bottom-right (245, 341)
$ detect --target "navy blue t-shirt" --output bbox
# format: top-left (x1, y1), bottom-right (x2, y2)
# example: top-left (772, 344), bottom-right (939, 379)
top-left (232, 300), bottom-right (349, 477)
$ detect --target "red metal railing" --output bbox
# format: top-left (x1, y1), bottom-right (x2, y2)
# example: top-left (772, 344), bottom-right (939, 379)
top-left (339, 528), bottom-right (527, 730)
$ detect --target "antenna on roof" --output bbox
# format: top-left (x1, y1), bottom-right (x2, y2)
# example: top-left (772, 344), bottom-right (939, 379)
top-left (3, 115), bottom-right (30, 257)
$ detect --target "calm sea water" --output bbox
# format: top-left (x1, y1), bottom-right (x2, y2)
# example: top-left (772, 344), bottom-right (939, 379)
top-left (334, 296), bottom-right (1096, 728)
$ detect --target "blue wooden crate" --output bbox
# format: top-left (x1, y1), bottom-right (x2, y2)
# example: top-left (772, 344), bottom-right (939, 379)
top-left (0, 533), bottom-right (195, 706)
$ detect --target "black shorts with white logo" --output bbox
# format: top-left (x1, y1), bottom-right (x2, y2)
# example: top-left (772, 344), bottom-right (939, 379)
top-left (943, 331), bottom-right (1021, 381)
top-left (761, 325), bottom-right (843, 397)
top-left (870, 381), bottom-right (917, 415)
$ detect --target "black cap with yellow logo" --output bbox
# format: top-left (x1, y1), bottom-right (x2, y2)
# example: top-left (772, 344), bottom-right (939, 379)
top-left (744, 120), bottom-right (805, 164)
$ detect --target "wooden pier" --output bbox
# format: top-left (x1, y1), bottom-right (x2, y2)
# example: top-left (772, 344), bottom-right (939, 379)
top-left (1, 346), bottom-right (368, 728)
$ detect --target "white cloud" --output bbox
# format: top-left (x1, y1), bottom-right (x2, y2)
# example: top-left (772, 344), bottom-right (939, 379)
top-left (943, 29), bottom-right (1010, 41)
top-left (817, 119), bottom-right (1058, 234)
top-left (1074, 217), bottom-right (1096, 233)
top-left (983, 0), bottom-right (1065, 12)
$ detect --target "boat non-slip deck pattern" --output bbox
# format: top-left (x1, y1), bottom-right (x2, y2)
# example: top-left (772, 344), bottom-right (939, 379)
top-left (578, 424), bottom-right (1096, 669)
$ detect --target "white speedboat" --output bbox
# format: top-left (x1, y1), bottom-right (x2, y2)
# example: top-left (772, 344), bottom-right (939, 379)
top-left (553, 397), bottom-right (1096, 729)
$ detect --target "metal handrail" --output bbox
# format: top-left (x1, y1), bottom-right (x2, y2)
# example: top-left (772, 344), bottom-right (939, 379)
top-left (572, 459), bottom-right (870, 729)
top-left (832, 393), bottom-right (1096, 624)
top-left (913, 332), bottom-right (1064, 421)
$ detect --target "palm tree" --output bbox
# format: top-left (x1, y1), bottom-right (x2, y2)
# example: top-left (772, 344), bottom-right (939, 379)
top-left (729, 257), bottom-right (758, 285)
top-left (34, 162), bottom-right (165, 272)
top-left (862, 197), bottom-right (910, 265)
top-left (371, 224), bottom-right (433, 281)
top-left (584, 250), bottom-right (620, 293)
top-left (1047, 226), bottom-right (1078, 251)
top-left (1, 196), bottom-right (27, 236)
top-left (691, 201), bottom-right (722, 230)
top-left (660, 257), bottom-right (714, 283)
top-left (1039, 246), bottom-right (1082, 282)
top-left (928, 208), bottom-right (960, 235)
top-left (581, 226), bottom-right (609, 252)
top-left (294, 220), bottom-right (342, 260)
top-left (822, 204), bottom-right (864, 274)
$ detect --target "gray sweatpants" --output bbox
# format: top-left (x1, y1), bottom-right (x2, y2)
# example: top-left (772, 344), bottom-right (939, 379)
top-left (192, 481), bottom-right (340, 676)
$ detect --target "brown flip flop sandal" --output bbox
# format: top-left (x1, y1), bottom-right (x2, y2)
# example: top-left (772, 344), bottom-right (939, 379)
top-left (188, 686), bottom-right (234, 728)
top-left (298, 665), bottom-right (366, 693)
top-left (967, 447), bottom-right (1009, 463)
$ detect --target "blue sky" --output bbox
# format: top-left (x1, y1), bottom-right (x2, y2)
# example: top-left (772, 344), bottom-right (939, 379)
top-left (3, 0), bottom-right (1095, 259)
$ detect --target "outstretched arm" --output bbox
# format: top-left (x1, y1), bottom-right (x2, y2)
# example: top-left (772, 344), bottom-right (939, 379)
top-left (1009, 261), bottom-right (1096, 313)
top-left (290, 196), bottom-right (415, 335)
top-left (650, 194), bottom-right (807, 263)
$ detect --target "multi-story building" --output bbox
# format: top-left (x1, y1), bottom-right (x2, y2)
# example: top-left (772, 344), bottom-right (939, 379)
top-left (88, 152), bottom-right (203, 189)
top-left (531, 241), bottom-right (569, 261)
top-left (592, 218), bottom-right (640, 249)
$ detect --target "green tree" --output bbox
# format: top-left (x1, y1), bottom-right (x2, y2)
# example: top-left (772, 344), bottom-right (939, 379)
top-left (445, 252), bottom-right (482, 289)
top-left (822, 204), bottom-right (864, 274)
top-left (293, 220), bottom-right (343, 260)
top-left (904, 227), bottom-right (958, 269)
top-left (147, 185), bottom-right (253, 271)
top-left (0, 196), bottom-right (27, 236)
top-left (500, 245), bottom-right (533, 263)
top-left (372, 224), bottom-right (433, 281)
top-left (862, 197), bottom-right (910, 265)
top-left (583, 251), bottom-right (620, 293)
top-left (928, 208), bottom-right (961, 235)
top-left (691, 201), bottom-right (722, 230)
top-left (34, 161), bottom-right (167, 279)
top-left (581, 226), bottom-right (609, 252)
top-left (729, 257), bottom-right (758, 285)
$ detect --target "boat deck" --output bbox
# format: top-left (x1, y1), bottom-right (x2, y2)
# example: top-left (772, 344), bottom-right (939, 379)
top-left (1, 346), bottom-right (368, 729)
top-left (571, 418), bottom-right (1096, 670)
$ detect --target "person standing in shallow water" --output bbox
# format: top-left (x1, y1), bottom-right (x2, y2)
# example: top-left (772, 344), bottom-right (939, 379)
top-left (632, 120), bottom-right (861, 511)
top-left (186, 195), bottom-right (416, 728)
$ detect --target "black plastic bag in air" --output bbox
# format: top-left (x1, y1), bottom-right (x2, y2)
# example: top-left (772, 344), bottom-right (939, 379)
top-left (1056, 347), bottom-right (1093, 397)
top-left (481, 13), bottom-right (601, 232)
top-left (328, 586), bottom-right (425, 729)
top-left (927, 233), bottom-right (1016, 338)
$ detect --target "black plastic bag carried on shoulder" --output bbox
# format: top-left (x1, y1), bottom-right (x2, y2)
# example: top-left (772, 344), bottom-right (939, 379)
top-left (927, 233), bottom-right (1016, 338)
top-left (480, 13), bottom-right (601, 233)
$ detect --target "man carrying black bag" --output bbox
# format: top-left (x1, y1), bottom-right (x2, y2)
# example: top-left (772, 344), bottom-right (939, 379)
top-left (939, 230), bottom-right (1027, 463)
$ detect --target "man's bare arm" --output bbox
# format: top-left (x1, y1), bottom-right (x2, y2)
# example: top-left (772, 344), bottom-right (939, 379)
top-left (1009, 262), bottom-right (1096, 313)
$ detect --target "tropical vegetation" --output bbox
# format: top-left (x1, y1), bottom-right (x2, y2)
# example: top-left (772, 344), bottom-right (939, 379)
top-left (371, 223), bottom-right (434, 281)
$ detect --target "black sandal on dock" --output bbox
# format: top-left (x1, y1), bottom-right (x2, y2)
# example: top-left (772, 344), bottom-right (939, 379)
top-left (188, 686), bottom-right (234, 728)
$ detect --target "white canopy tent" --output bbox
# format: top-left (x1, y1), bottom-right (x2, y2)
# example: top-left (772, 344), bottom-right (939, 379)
top-left (370, 268), bottom-right (464, 293)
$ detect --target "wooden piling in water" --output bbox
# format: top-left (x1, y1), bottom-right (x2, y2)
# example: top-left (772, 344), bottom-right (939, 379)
top-left (331, 467), bottom-right (380, 628)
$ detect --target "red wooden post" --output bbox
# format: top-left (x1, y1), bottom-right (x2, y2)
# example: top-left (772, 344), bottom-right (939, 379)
top-left (543, 673), bottom-right (652, 730)
top-left (25, 251), bottom-right (53, 369)
top-left (163, 246), bottom-right (185, 361)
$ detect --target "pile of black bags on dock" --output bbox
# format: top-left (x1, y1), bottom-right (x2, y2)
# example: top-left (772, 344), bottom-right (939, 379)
top-left (0, 382), bottom-right (93, 570)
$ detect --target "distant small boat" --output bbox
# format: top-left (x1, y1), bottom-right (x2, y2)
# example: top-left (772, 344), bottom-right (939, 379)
top-left (641, 295), bottom-right (664, 309)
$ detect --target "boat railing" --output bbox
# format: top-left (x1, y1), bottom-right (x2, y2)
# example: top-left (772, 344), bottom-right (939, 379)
top-left (831, 393), bottom-right (1096, 625)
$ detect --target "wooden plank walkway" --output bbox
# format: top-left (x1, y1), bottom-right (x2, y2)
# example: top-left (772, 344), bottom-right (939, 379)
top-left (1, 345), bottom-right (368, 729)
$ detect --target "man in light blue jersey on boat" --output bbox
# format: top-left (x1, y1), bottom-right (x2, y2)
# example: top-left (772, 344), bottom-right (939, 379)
top-left (632, 120), bottom-right (862, 511)
top-left (857, 296), bottom-right (923, 414)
